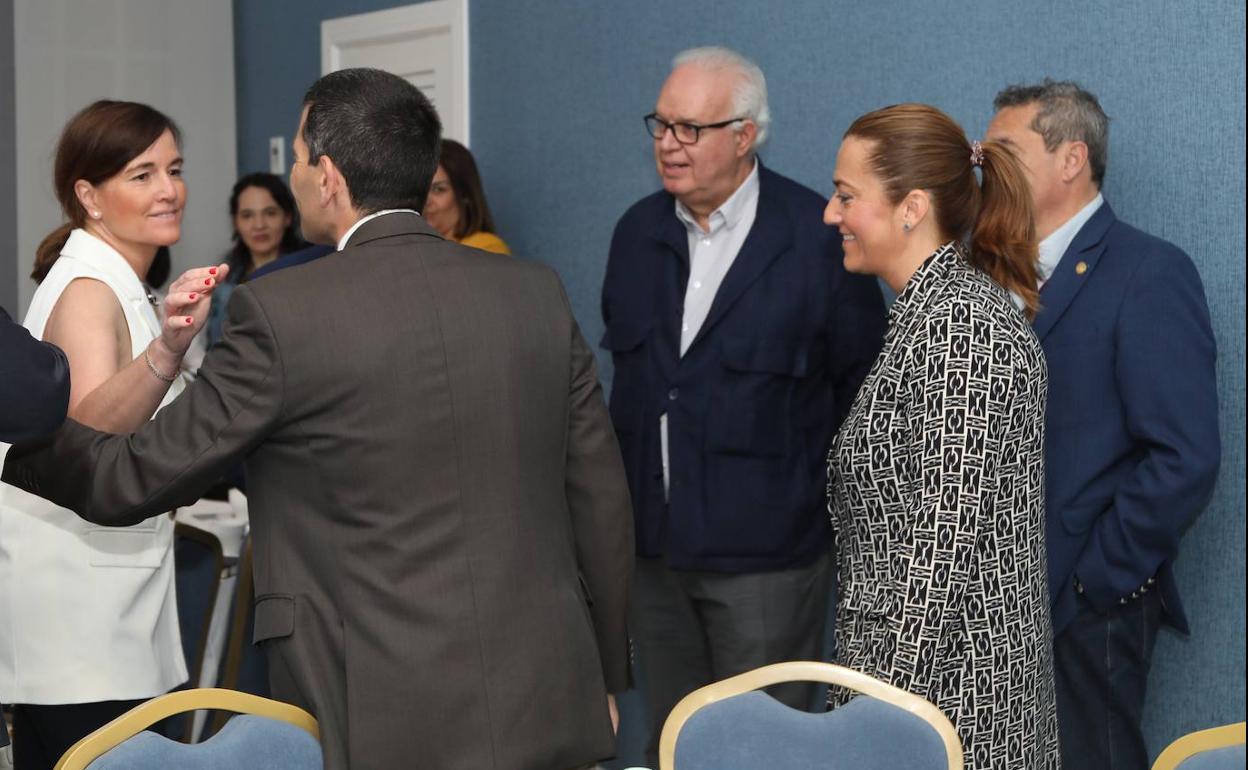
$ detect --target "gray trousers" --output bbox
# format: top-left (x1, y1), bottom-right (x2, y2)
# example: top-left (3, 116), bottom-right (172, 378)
top-left (631, 551), bottom-right (832, 765)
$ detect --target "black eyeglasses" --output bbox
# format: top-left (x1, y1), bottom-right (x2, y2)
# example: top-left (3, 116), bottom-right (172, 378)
top-left (644, 113), bottom-right (745, 145)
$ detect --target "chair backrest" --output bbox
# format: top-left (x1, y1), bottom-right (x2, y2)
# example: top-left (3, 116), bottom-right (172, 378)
top-left (206, 535), bottom-right (271, 738)
top-left (1152, 722), bottom-right (1246, 770)
top-left (55, 688), bottom-right (319, 770)
top-left (83, 716), bottom-right (319, 770)
top-left (168, 522), bottom-right (224, 741)
top-left (659, 661), bottom-right (963, 770)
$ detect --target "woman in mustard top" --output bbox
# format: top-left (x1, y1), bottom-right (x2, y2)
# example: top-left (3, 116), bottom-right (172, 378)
top-left (424, 139), bottom-right (510, 254)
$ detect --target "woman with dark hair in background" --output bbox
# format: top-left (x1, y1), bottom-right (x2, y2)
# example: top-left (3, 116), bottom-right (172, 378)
top-left (205, 172), bottom-right (305, 346)
top-left (0, 99), bottom-right (225, 770)
top-left (823, 103), bottom-right (1058, 769)
top-left (423, 139), bottom-right (511, 254)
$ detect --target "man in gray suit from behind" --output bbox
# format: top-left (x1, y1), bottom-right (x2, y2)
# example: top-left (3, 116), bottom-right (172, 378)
top-left (1, 68), bottom-right (633, 770)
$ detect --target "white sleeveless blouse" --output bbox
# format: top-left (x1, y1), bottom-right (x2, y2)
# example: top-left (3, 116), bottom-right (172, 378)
top-left (0, 229), bottom-right (188, 703)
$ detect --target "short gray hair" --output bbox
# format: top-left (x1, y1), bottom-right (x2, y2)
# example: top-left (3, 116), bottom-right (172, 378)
top-left (672, 46), bottom-right (771, 148)
top-left (994, 78), bottom-right (1110, 186)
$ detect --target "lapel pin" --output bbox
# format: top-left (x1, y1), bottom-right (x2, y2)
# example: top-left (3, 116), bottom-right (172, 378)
top-left (1075, 261), bottom-right (1088, 275)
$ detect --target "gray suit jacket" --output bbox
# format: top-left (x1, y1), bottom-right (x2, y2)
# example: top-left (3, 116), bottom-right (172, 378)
top-left (3, 213), bottom-right (634, 770)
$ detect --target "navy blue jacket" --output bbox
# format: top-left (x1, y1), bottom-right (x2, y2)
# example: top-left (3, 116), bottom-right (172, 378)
top-left (1, 305), bottom-right (70, 444)
top-left (1038, 202), bottom-right (1220, 636)
top-left (601, 164), bottom-right (885, 572)
top-left (250, 244), bottom-right (334, 281)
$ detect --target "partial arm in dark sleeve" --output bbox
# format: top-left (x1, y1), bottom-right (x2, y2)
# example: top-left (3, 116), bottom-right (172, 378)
top-left (559, 275), bottom-right (635, 693)
top-left (1, 305), bottom-right (70, 443)
top-left (2, 287), bottom-right (285, 525)
top-left (1076, 251), bottom-right (1221, 609)
top-left (828, 268), bottom-right (886, 430)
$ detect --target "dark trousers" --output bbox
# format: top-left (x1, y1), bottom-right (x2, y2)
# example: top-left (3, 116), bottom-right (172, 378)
top-left (1054, 590), bottom-right (1163, 770)
top-left (631, 551), bottom-right (832, 767)
top-left (11, 700), bottom-right (146, 770)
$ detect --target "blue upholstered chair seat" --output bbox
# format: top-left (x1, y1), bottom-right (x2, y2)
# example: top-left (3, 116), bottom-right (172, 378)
top-left (1175, 743), bottom-right (1247, 770)
top-left (86, 715), bottom-right (321, 770)
top-left (673, 692), bottom-right (948, 770)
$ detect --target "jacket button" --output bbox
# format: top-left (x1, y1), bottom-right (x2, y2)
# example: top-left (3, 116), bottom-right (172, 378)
top-left (668, 388), bottom-right (679, 401)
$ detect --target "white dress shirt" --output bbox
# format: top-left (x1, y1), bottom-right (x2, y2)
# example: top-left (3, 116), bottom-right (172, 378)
top-left (1038, 194), bottom-right (1104, 288)
top-left (674, 160), bottom-right (760, 355)
top-left (661, 160), bottom-right (761, 496)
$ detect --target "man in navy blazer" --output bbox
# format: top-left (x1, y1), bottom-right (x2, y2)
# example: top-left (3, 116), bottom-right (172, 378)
top-left (989, 80), bottom-right (1220, 770)
top-left (602, 47), bottom-right (884, 763)
top-left (1, 306), bottom-right (70, 444)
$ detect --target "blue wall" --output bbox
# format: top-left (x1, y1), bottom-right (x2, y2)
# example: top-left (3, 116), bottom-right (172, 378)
top-left (235, 0), bottom-right (410, 175)
top-left (236, 0), bottom-right (1246, 764)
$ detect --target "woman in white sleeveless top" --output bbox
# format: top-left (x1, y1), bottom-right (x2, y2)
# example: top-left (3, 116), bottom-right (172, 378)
top-left (0, 100), bottom-right (228, 770)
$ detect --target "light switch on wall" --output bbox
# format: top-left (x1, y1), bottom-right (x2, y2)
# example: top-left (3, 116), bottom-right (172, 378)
top-left (269, 136), bottom-right (285, 174)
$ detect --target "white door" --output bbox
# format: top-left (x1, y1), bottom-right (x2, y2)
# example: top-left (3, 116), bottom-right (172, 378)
top-left (12, 0), bottom-right (236, 316)
top-left (322, 0), bottom-right (469, 144)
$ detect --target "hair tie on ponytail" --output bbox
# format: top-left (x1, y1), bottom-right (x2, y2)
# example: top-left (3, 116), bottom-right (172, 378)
top-left (970, 140), bottom-right (985, 167)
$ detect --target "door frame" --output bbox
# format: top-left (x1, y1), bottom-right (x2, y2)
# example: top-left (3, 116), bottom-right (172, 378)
top-left (321, 0), bottom-right (469, 145)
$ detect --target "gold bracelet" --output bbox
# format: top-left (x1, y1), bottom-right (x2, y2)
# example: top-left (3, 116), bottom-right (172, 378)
top-left (144, 347), bottom-right (178, 383)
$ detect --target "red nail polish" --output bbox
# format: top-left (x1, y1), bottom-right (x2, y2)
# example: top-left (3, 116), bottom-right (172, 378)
top-left (208, 268), bottom-right (217, 275)
top-left (185, 317), bottom-right (193, 325)
top-left (189, 293), bottom-right (197, 300)
top-left (204, 279), bottom-right (211, 285)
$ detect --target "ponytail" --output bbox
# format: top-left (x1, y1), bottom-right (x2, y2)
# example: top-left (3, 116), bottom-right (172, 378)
top-left (846, 104), bottom-right (1042, 319)
top-left (969, 141), bottom-right (1039, 319)
top-left (32, 223), bottom-right (75, 283)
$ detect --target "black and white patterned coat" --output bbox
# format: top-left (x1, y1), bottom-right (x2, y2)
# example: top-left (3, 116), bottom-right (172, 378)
top-left (827, 244), bottom-right (1060, 769)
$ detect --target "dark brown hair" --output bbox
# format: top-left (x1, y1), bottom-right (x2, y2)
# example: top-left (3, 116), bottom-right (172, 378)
top-left (33, 100), bottom-right (182, 283)
top-left (845, 103), bottom-right (1039, 317)
top-left (302, 68), bottom-right (440, 214)
top-left (436, 139), bottom-right (498, 239)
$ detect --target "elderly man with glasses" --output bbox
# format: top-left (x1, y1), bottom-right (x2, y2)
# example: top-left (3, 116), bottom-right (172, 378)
top-left (601, 46), bottom-right (885, 765)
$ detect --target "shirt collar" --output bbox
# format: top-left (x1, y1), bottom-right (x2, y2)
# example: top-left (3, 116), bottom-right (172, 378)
top-left (60, 228), bottom-right (148, 304)
top-left (337, 209), bottom-right (420, 251)
top-left (674, 158), bottom-right (760, 236)
top-left (1038, 193), bottom-right (1103, 281)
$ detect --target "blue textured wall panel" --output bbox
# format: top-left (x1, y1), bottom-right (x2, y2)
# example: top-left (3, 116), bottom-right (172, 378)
top-left (235, 1), bottom-right (1245, 765)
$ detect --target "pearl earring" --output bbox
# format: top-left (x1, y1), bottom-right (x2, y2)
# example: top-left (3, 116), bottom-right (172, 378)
top-left (91, 211), bottom-right (101, 219)
top-left (902, 222), bottom-right (911, 232)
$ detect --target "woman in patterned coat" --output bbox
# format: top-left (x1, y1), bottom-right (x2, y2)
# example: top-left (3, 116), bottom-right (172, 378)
top-left (823, 103), bottom-right (1060, 769)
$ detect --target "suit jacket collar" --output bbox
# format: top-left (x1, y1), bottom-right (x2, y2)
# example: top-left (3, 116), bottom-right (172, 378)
top-left (343, 211), bottom-right (445, 250)
top-left (1033, 201), bottom-right (1117, 341)
top-left (650, 162), bottom-right (794, 355)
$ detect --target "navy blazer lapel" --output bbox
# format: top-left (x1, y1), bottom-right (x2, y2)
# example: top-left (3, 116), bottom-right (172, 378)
top-left (686, 167), bottom-right (792, 352)
top-left (1033, 202), bottom-right (1116, 341)
top-left (650, 205), bottom-right (689, 375)
top-left (652, 208), bottom-right (690, 267)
